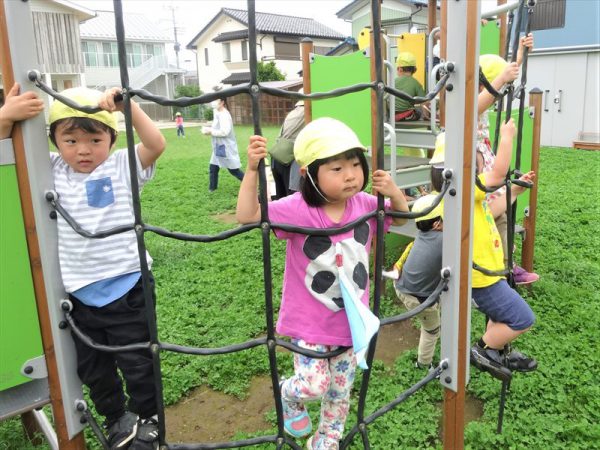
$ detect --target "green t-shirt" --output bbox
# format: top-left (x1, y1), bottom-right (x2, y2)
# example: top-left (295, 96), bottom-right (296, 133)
top-left (394, 75), bottom-right (425, 113)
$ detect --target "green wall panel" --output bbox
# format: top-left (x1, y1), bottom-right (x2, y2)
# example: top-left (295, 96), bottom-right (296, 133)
top-left (310, 51), bottom-right (372, 148)
top-left (0, 165), bottom-right (44, 391)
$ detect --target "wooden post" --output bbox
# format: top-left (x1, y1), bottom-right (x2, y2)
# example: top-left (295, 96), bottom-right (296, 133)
top-left (301, 38), bottom-right (313, 123)
top-left (498, 0), bottom-right (507, 56)
top-left (428, 0), bottom-right (437, 32)
top-left (0, 1), bottom-right (86, 449)
top-left (521, 89), bottom-right (542, 272)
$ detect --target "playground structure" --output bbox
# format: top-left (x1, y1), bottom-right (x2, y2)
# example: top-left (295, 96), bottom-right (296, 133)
top-left (0, 0), bottom-right (542, 449)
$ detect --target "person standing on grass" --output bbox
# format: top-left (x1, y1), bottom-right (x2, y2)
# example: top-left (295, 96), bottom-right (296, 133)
top-left (237, 118), bottom-right (408, 449)
top-left (430, 124), bottom-right (537, 383)
top-left (202, 92), bottom-right (244, 192)
top-left (1, 84), bottom-right (166, 450)
top-left (477, 33), bottom-right (538, 285)
top-left (175, 111), bottom-right (185, 138)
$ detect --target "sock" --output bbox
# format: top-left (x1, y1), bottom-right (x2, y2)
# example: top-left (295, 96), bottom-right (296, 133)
top-left (477, 337), bottom-right (487, 349)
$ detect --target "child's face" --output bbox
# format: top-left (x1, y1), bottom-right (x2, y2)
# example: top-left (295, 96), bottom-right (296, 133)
top-left (316, 155), bottom-right (364, 203)
top-left (54, 122), bottom-right (112, 173)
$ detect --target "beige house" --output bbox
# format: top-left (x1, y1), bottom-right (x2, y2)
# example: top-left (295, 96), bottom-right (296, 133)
top-left (186, 8), bottom-right (346, 93)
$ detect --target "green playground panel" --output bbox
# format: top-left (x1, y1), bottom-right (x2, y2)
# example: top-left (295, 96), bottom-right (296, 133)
top-left (0, 165), bottom-right (44, 391)
top-left (488, 109), bottom-right (534, 221)
top-left (310, 51), bottom-right (372, 148)
top-left (480, 19), bottom-right (501, 56)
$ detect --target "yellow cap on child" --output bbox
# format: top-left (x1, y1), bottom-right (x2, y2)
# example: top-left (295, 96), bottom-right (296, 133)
top-left (49, 87), bottom-right (117, 131)
top-left (479, 54), bottom-right (508, 84)
top-left (429, 132), bottom-right (445, 166)
top-left (412, 194), bottom-right (444, 222)
top-left (396, 52), bottom-right (417, 68)
top-left (293, 117), bottom-right (366, 168)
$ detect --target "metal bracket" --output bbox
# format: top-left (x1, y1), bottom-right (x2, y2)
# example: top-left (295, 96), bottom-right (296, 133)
top-left (21, 355), bottom-right (48, 379)
top-left (0, 139), bottom-right (16, 166)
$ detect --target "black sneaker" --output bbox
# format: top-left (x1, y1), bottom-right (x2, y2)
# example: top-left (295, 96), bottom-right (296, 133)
top-left (106, 412), bottom-right (138, 449)
top-left (129, 417), bottom-right (159, 450)
top-left (470, 344), bottom-right (512, 382)
top-left (507, 350), bottom-right (538, 372)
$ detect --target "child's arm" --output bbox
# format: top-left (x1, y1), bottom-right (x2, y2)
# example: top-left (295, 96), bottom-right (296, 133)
top-left (489, 171), bottom-right (535, 218)
top-left (0, 83), bottom-right (44, 139)
top-left (478, 62), bottom-right (519, 115)
top-left (236, 135), bottom-right (267, 224)
top-left (485, 118), bottom-right (516, 188)
top-left (516, 33), bottom-right (534, 67)
top-left (371, 169), bottom-right (409, 225)
top-left (99, 88), bottom-right (166, 170)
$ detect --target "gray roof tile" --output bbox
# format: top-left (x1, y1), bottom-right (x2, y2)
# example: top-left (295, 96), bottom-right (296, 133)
top-left (80, 10), bottom-right (172, 41)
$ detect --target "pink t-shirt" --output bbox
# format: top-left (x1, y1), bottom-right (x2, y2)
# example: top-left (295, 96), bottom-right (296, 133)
top-left (175, 116), bottom-right (184, 126)
top-left (268, 192), bottom-right (392, 346)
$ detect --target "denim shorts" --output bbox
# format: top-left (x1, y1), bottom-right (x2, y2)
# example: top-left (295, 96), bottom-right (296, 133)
top-left (472, 279), bottom-right (535, 330)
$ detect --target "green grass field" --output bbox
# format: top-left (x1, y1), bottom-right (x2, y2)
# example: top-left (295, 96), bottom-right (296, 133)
top-left (1, 127), bottom-right (598, 449)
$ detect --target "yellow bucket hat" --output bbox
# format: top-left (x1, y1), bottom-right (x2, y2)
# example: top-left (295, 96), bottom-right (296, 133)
top-left (294, 117), bottom-right (366, 168)
top-left (429, 132), bottom-right (445, 166)
top-left (396, 52), bottom-right (417, 68)
top-left (49, 87), bottom-right (117, 131)
top-left (479, 54), bottom-right (508, 84)
top-left (412, 194), bottom-right (444, 222)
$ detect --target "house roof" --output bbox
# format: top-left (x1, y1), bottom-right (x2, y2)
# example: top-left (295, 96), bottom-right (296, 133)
top-left (79, 10), bottom-right (172, 42)
top-left (336, 0), bottom-right (430, 20)
top-left (187, 8), bottom-right (345, 49)
top-left (221, 72), bottom-right (252, 85)
top-left (213, 30), bottom-right (249, 43)
top-left (48, 0), bottom-right (96, 22)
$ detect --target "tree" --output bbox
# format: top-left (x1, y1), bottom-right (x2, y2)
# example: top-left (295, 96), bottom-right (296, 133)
top-left (174, 84), bottom-right (203, 119)
top-left (257, 61), bottom-right (285, 82)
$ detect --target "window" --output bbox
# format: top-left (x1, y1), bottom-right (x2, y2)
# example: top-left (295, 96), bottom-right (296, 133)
top-left (274, 36), bottom-right (300, 60)
top-left (241, 40), bottom-right (248, 61)
top-left (222, 42), bottom-right (231, 62)
top-left (204, 48), bottom-right (209, 65)
top-left (81, 41), bottom-right (98, 67)
top-left (526, 0), bottom-right (566, 31)
top-left (103, 42), bottom-right (118, 67)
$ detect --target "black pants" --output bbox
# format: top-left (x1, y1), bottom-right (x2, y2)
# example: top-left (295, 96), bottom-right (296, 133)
top-left (70, 275), bottom-right (157, 422)
top-left (271, 159), bottom-right (292, 199)
top-left (209, 163), bottom-right (244, 191)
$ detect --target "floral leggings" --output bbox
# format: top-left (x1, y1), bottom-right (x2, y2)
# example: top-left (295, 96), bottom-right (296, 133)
top-left (281, 339), bottom-right (357, 441)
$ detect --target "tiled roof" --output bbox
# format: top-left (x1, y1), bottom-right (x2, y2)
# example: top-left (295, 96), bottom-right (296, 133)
top-left (188, 8), bottom-right (345, 49)
top-left (222, 8), bottom-right (345, 39)
top-left (80, 10), bottom-right (172, 41)
top-left (221, 72), bottom-right (251, 85)
top-left (213, 30), bottom-right (249, 43)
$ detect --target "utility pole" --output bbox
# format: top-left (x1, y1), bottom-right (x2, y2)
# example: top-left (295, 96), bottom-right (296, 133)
top-left (169, 4), bottom-right (180, 69)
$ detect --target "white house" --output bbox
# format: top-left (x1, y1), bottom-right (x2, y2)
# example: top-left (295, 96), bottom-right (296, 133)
top-left (186, 8), bottom-right (346, 93)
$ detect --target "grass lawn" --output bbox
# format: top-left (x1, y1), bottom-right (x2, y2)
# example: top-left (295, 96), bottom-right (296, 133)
top-left (1, 128), bottom-right (598, 449)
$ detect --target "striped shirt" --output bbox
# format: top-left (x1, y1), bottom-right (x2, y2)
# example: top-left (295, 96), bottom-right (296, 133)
top-left (50, 148), bottom-right (154, 293)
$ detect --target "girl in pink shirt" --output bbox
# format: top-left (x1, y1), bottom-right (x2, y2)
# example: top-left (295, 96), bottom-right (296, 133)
top-left (237, 118), bottom-right (408, 449)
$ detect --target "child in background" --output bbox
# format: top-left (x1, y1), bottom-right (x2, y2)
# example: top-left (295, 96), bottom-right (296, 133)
top-left (386, 194), bottom-right (444, 370)
top-left (477, 33), bottom-right (538, 284)
top-left (46, 87), bottom-right (166, 449)
top-left (430, 122), bottom-right (537, 382)
top-left (395, 52), bottom-right (427, 122)
top-left (237, 118), bottom-right (408, 449)
top-left (175, 111), bottom-right (185, 138)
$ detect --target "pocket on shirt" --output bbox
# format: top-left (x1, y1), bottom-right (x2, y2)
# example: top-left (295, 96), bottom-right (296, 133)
top-left (86, 177), bottom-right (115, 208)
top-left (215, 144), bottom-right (227, 157)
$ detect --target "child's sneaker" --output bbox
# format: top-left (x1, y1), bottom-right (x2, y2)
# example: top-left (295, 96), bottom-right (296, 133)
top-left (129, 417), bottom-right (159, 450)
top-left (306, 433), bottom-right (339, 450)
top-left (513, 265), bottom-right (539, 285)
top-left (507, 349), bottom-right (538, 372)
top-left (470, 343), bottom-right (512, 382)
top-left (105, 412), bottom-right (138, 449)
top-left (415, 360), bottom-right (434, 370)
top-left (280, 379), bottom-right (312, 438)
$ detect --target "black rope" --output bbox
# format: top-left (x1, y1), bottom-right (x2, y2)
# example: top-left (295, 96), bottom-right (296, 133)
top-left (33, 0), bottom-right (461, 446)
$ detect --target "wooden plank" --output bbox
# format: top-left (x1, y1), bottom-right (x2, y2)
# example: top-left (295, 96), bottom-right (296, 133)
top-left (573, 141), bottom-right (600, 151)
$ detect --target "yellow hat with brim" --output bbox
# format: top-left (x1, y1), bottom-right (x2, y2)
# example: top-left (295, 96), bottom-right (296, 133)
top-left (412, 194), bottom-right (444, 222)
top-left (294, 117), bottom-right (366, 168)
top-left (479, 54), bottom-right (507, 84)
top-left (396, 51), bottom-right (417, 68)
top-left (429, 132), bottom-right (445, 166)
top-left (49, 87), bottom-right (117, 131)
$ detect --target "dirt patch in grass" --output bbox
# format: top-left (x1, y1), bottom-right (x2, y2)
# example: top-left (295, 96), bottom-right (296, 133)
top-left (213, 211), bottom-right (238, 224)
top-left (164, 321), bottom-right (449, 443)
